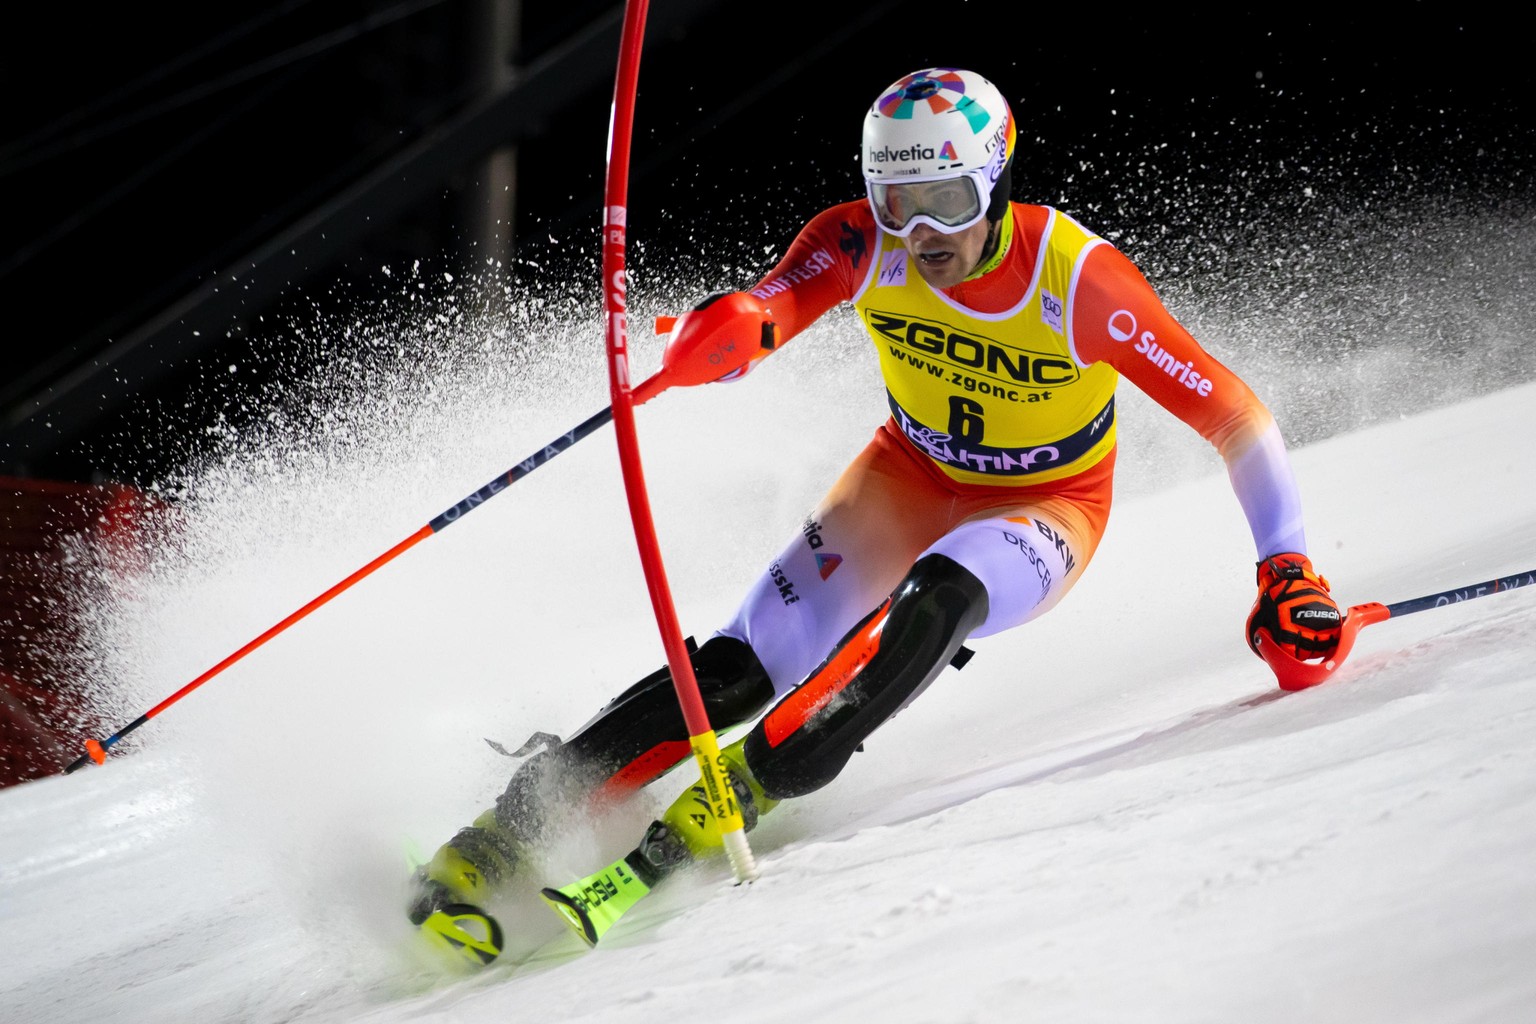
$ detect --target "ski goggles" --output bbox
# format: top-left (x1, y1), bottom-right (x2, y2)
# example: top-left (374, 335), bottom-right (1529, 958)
top-left (866, 168), bottom-right (990, 237)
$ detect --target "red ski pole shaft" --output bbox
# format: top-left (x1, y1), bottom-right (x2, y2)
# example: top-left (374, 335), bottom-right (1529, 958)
top-left (58, 323), bottom-right (766, 778)
top-left (59, 408), bottom-right (606, 775)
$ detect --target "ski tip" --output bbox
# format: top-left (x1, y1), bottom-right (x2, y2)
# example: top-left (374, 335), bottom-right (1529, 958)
top-left (418, 902), bottom-right (505, 969)
top-left (540, 887), bottom-right (600, 947)
top-left (539, 856), bottom-right (654, 948)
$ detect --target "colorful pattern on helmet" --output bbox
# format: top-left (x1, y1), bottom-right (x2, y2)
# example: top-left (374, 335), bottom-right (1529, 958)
top-left (862, 68), bottom-right (1017, 191)
top-left (877, 69), bottom-right (998, 140)
top-left (881, 70), bottom-right (967, 118)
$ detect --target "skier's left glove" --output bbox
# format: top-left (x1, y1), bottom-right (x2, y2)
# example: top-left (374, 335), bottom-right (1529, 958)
top-left (1246, 553), bottom-right (1342, 661)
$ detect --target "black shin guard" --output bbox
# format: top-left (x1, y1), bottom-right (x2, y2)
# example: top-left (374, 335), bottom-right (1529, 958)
top-left (492, 634), bottom-right (774, 843)
top-left (744, 553), bottom-right (989, 800)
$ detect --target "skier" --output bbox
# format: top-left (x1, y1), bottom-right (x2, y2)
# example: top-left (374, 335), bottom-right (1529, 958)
top-left (408, 67), bottom-right (1343, 944)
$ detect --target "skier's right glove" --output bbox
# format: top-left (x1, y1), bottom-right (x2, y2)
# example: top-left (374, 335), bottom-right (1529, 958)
top-left (651, 292), bottom-right (778, 387)
top-left (1246, 553), bottom-right (1342, 661)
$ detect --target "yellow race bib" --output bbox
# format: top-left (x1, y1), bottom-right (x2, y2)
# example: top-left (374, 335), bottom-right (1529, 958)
top-left (854, 208), bottom-right (1119, 486)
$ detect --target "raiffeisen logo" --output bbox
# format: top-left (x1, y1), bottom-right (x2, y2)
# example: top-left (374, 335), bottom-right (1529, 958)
top-left (867, 144), bottom-right (936, 164)
top-left (1107, 310), bottom-right (1215, 397)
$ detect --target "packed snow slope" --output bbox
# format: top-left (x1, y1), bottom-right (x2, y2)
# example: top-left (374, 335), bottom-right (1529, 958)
top-left (3, 313), bottom-right (1535, 1023)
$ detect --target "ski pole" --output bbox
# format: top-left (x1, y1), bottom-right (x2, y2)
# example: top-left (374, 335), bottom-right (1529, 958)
top-left (597, 0), bottom-right (762, 886)
top-left (1258, 567), bottom-right (1536, 691)
top-left (59, 312), bottom-right (765, 776)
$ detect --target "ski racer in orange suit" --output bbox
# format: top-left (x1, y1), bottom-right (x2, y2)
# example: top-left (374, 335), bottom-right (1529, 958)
top-left (407, 67), bottom-right (1343, 924)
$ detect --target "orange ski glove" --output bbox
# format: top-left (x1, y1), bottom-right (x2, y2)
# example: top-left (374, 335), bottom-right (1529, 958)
top-left (1246, 553), bottom-right (1342, 661)
top-left (651, 292), bottom-right (777, 383)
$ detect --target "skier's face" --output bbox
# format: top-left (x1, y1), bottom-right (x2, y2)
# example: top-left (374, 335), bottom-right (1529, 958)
top-left (901, 218), bottom-right (991, 289)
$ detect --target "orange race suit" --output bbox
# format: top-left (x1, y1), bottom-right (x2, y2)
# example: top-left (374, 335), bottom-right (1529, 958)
top-left (459, 200), bottom-right (1315, 858)
top-left (711, 201), bottom-right (1306, 711)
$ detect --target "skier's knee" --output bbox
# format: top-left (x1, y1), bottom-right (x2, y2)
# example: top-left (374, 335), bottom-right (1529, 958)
top-left (693, 634), bottom-right (776, 724)
top-left (580, 633), bottom-right (773, 737)
top-left (492, 635), bottom-right (774, 840)
top-left (744, 553), bottom-right (989, 799)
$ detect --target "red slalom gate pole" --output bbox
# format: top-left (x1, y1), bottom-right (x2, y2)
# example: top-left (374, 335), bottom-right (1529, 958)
top-left (601, 0), bottom-right (757, 881)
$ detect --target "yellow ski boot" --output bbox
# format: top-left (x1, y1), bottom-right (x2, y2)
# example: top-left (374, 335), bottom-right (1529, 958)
top-left (540, 739), bottom-right (777, 946)
top-left (408, 809), bottom-right (525, 967)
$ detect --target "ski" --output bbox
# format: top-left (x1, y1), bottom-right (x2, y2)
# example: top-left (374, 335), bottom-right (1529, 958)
top-left (416, 901), bottom-right (506, 968)
top-left (538, 743), bottom-right (766, 948)
top-left (539, 851), bottom-right (656, 947)
top-left (404, 839), bottom-right (509, 969)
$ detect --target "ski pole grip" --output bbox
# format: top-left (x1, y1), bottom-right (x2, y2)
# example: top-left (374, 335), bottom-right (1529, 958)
top-left (1259, 600), bottom-right (1390, 691)
top-left (632, 292), bottom-right (776, 405)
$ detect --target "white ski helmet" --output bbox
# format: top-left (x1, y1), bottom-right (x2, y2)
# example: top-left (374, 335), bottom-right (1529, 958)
top-left (862, 68), bottom-right (1016, 237)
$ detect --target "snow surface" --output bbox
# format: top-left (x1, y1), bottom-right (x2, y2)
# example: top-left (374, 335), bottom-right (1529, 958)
top-left (4, 297), bottom-right (1536, 1023)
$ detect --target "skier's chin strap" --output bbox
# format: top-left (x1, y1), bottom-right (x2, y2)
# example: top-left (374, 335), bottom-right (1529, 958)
top-left (965, 197), bottom-right (1014, 281)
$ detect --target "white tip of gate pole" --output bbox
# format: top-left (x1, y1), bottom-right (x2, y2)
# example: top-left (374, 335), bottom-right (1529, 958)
top-left (723, 829), bottom-right (759, 884)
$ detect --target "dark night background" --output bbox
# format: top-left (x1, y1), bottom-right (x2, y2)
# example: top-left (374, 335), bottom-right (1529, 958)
top-left (3, 1), bottom-right (1532, 486)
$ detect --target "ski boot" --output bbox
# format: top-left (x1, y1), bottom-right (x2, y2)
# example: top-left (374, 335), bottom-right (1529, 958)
top-left (631, 738), bottom-right (779, 882)
top-left (540, 739), bottom-right (778, 946)
top-left (407, 809), bottom-right (525, 967)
